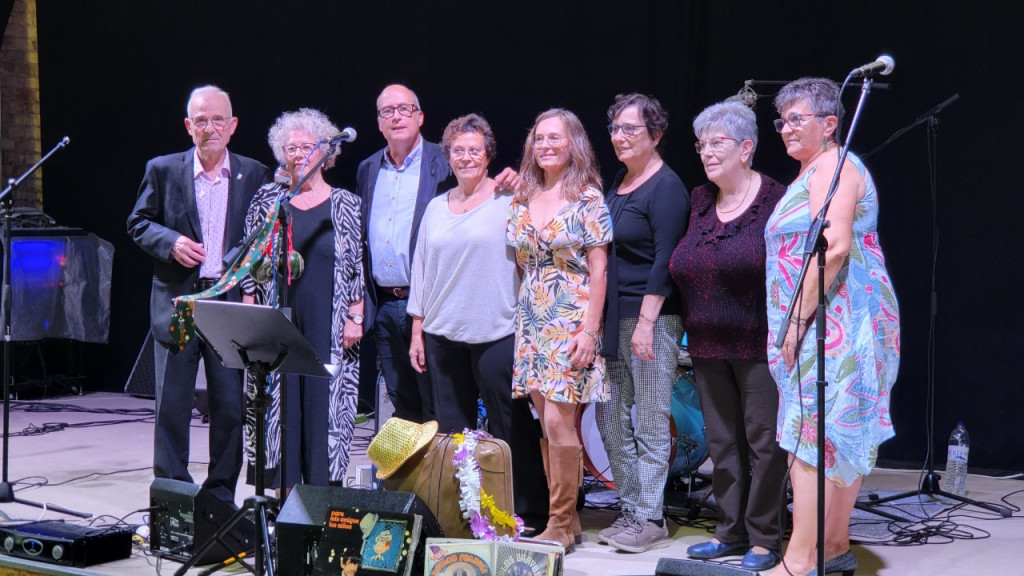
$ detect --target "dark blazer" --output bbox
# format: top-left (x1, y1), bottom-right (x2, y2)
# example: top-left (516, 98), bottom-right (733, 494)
top-left (127, 148), bottom-right (270, 346)
top-left (356, 139), bottom-right (450, 334)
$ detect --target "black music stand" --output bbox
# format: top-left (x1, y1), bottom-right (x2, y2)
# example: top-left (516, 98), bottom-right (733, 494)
top-left (173, 300), bottom-right (338, 576)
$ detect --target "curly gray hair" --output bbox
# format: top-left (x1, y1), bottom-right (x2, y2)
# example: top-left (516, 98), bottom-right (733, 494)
top-left (267, 108), bottom-right (342, 169)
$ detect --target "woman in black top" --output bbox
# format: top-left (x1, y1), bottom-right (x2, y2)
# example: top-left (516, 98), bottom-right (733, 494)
top-left (595, 93), bottom-right (690, 553)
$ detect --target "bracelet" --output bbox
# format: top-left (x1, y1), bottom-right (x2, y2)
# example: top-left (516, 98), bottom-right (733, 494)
top-left (581, 328), bottom-right (601, 345)
top-left (638, 312), bottom-right (656, 324)
top-left (790, 316), bottom-right (808, 327)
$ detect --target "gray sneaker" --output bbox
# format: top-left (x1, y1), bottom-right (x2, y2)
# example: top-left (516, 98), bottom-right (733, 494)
top-left (597, 511), bottom-right (634, 544)
top-left (608, 517), bottom-right (670, 553)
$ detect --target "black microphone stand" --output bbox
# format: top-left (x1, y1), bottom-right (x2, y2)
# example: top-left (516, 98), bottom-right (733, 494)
top-left (0, 136), bottom-right (88, 518)
top-left (776, 76), bottom-right (876, 576)
top-left (858, 95), bottom-right (1011, 518)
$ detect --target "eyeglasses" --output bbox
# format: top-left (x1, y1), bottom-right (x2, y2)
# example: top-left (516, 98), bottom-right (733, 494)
top-left (189, 116), bottom-right (231, 130)
top-left (773, 113), bottom-right (825, 132)
top-left (694, 137), bottom-right (739, 154)
top-left (450, 147), bottom-right (485, 159)
top-left (533, 134), bottom-right (565, 147)
top-left (607, 123), bottom-right (646, 137)
top-left (282, 142), bottom-right (320, 157)
top-left (377, 104), bottom-right (419, 118)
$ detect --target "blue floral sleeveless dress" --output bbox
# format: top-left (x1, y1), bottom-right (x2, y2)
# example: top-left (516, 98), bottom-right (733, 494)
top-left (764, 153), bottom-right (900, 485)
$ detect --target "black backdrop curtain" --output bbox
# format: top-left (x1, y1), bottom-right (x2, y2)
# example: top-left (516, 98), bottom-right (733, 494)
top-left (34, 1), bottom-right (1024, 471)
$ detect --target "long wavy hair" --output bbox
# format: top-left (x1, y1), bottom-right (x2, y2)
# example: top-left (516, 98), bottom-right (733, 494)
top-left (515, 108), bottom-right (601, 203)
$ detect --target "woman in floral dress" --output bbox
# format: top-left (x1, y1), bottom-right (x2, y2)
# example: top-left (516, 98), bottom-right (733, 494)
top-left (507, 108), bottom-right (612, 552)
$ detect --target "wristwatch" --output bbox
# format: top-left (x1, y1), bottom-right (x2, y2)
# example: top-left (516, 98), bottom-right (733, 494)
top-left (349, 313), bottom-right (364, 325)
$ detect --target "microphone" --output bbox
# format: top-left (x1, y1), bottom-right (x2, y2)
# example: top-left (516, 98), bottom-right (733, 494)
top-left (851, 55), bottom-right (895, 78)
top-left (324, 127), bottom-right (357, 146)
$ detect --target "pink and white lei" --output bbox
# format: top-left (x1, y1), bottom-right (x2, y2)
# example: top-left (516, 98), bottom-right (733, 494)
top-left (452, 429), bottom-right (524, 541)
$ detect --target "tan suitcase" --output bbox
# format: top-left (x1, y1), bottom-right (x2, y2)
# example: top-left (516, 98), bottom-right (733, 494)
top-left (382, 433), bottom-right (516, 539)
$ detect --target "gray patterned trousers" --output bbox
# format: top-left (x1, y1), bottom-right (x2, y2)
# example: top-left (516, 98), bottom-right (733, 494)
top-left (595, 315), bottom-right (684, 521)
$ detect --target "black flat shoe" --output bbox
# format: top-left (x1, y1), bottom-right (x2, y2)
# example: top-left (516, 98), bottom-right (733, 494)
top-left (685, 539), bottom-right (750, 559)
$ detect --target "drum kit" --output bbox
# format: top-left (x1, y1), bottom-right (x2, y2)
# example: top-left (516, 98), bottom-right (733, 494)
top-left (575, 345), bottom-right (710, 494)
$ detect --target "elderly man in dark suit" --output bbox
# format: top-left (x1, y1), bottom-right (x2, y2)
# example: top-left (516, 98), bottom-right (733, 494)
top-left (127, 85), bottom-right (270, 503)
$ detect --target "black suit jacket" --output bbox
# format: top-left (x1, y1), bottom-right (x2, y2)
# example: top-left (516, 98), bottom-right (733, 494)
top-left (356, 139), bottom-right (450, 333)
top-left (127, 149), bottom-right (270, 346)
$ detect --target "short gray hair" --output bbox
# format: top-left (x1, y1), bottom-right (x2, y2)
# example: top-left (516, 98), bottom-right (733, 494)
top-left (186, 85), bottom-right (232, 117)
top-left (692, 100), bottom-right (758, 158)
top-left (267, 108), bottom-right (342, 169)
top-left (774, 76), bottom-right (844, 119)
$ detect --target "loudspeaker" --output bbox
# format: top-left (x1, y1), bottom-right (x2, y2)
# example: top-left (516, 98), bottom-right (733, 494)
top-left (124, 332), bottom-right (209, 412)
top-left (149, 478), bottom-right (254, 565)
top-left (276, 485), bottom-right (441, 576)
top-left (656, 558), bottom-right (759, 576)
top-left (125, 332), bottom-right (155, 398)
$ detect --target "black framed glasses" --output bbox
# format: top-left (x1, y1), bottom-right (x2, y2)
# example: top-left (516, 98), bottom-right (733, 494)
top-left (377, 104), bottom-right (419, 119)
top-left (282, 142), bottom-right (320, 157)
top-left (189, 116), bottom-right (230, 130)
top-left (773, 113), bottom-right (825, 132)
top-left (607, 123), bottom-right (646, 137)
top-left (694, 137), bottom-right (739, 154)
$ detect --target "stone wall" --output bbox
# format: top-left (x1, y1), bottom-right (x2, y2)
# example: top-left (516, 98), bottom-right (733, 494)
top-left (0, 0), bottom-right (41, 208)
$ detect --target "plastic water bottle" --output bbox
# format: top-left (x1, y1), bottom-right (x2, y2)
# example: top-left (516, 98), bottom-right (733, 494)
top-left (943, 422), bottom-right (970, 496)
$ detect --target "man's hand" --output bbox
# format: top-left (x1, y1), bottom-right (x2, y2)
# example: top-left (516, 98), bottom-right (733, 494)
top-left (494, 167), bottom-right (521, 192)
top-left (171, 235), bottom-right (206, 268)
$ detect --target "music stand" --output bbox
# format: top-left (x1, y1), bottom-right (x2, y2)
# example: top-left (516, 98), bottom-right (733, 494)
top-left (172, 300), bottom-right (338, 576)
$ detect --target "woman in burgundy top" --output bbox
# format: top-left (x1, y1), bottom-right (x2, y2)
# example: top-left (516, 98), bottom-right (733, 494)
top-left (668, 100), bottom-right (788, 572)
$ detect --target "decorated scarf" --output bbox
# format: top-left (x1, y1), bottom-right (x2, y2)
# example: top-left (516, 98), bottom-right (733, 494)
top-left (168, 200), bottom-right (282, 351)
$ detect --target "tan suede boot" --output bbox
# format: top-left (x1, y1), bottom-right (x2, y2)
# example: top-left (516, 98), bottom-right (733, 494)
top-left (535, 444), bottom-right (581, 553)
top-left (541, 438), bottom-right (582, 544)
top-left (570, 453), bottom-right (583, 544)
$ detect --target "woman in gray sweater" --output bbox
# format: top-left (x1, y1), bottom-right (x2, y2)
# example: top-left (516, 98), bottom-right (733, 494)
top-left (407, 113), bottom-right (548, 533)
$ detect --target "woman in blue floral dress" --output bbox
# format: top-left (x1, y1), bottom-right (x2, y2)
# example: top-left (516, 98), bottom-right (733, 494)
top-left (764, 78), bottom-right (900, 576)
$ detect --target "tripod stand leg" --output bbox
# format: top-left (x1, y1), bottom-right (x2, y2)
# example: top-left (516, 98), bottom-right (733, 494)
top-left (0, 482), bottom-right (91, 518)
top-left (174, 495), bottom-right (275, 576)
top-left (853, 501), bottom-right (910, 522)
top-left (256, 501), bottom-right (275, 576)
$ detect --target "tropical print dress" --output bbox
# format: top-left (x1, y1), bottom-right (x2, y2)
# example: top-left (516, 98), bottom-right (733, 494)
top-left (764, 153), bottom-right (900, 485)
top-left (507, 187), bottom-right (613, 404)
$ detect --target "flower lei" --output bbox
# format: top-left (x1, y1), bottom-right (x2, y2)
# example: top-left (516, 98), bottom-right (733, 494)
top-left (452, 429), bottom-right (524, 541)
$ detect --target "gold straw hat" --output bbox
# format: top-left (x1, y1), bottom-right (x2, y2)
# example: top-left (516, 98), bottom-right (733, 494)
top-left (367, 417), bottom-right (438, 479)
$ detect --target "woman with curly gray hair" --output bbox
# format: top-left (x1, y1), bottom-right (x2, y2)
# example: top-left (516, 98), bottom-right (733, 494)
top-left (241, 108), bottom-right (365, 495)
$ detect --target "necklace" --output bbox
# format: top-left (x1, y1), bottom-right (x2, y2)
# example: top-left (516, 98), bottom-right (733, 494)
top-left (717, 171), bottom-right (755, 214)
top-left (449, 180), bottom-right (490, 213)
top-left (294, 184), bottom-right (328, 209)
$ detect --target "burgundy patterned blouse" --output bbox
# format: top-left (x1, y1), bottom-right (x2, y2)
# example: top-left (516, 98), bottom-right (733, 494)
top-left (668, 174), bottom-right (786, 360)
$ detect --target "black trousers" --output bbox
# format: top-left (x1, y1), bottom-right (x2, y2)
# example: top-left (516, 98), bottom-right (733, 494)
top-left (152, 331), bottom-right (243, 504)
top-left (424, 332), bottom-right (549, 520)
top-left (690, 357), bottom-right (788, 549)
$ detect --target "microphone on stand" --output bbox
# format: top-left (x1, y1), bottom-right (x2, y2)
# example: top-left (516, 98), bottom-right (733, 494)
top-left (851, 55), bottom-right (895, 78)
top-left (323, 127), bottom-right (357, 146)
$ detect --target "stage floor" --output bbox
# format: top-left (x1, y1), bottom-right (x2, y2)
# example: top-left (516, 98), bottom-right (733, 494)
top-left (0, 392), bottom-right (1020, 575)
